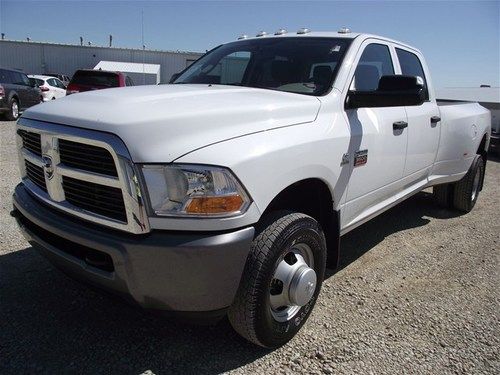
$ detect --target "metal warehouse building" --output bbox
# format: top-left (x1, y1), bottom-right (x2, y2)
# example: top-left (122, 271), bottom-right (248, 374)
top-left (0, 40), bottom-right (203, 84)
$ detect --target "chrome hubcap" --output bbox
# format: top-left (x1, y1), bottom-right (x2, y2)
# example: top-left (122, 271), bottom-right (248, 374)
top-left (471, 167), bottom-right (481, 201)
top-left (12, 102), bottom-right (19, 118)
top-left (269, 243), bottom-right (316, 322)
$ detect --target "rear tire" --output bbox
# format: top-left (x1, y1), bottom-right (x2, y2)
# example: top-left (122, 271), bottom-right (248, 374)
top-left (433, 183), bottom-right (453, 208)
top-left (6, 99), bottom-right (19, 121)
top-left (228, 211), bottom-right (326, 348)
top-left (452, 154), bottom-right (484, 213)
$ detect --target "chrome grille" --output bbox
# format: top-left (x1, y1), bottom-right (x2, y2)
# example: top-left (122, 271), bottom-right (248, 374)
top-left (18, 130), bottom-right (42, 156)
top-left (16, 118), bottom-right (150, 234)
top-left (59, 139), bottom-right (118, 177)
top-left (62, 176), bottom-right (127, 222)
top-left (25, 160), bottom-right (47, 192)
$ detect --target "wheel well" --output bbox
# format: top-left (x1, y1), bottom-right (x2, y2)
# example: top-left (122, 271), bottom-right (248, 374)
top-left (11, 94), bottom-right (19, 103)
top-left (262, 178), bottom-right (340, 268)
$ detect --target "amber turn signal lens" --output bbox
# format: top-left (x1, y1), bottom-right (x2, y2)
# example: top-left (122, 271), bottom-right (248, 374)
top-left (185, 195), bottom-right (244, 214)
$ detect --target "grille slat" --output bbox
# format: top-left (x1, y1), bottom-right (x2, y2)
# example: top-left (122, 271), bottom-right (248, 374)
top-left (18, 130), bottom-right (42, 156)
top-left (62, 176), bottom-right (127, 222)
top-left (59, 139), bottom-right (118, 177)
top-left (25, 160), bottom-right (47, 192)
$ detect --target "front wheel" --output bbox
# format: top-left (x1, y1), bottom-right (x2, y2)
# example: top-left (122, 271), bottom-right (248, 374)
top-left (229, 211), bottom-right (327, 348)
top-left (6, 99), bottom-right (19, 121)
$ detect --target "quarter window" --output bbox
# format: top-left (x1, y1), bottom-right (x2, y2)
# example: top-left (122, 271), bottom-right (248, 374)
top-left (351, 44), bottom-right (394, 91)
top-left (396, 48), bottom-right (429, 100)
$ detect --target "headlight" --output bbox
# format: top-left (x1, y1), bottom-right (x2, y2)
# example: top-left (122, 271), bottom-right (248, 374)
top-left (141, 164), bottom-right (251, 217)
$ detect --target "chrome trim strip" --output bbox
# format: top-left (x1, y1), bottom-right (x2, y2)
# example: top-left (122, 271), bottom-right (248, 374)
top-left (21, 148), bottom-right (44, 167)
top-left (57, 165), bottom-right (121, 188)
top-left (17, 118), bottom-right (150, 234)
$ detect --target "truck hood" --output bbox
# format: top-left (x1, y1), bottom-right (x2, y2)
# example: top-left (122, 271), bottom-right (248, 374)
top-left (23, 84), bottom-right (321, 162)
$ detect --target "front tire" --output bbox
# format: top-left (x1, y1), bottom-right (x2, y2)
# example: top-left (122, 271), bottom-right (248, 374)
top-left (6, 99), bottom-right (19, 121)
top-left (229, 211), bottom-right (326, 348)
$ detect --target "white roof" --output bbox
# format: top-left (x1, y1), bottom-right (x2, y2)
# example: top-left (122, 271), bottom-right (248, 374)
top-left (93, 61), bottom-right (160, 75)
top-left (436, 87), bottom-right (500, 103)
top-left (28, 74), bottom-right (59, 81)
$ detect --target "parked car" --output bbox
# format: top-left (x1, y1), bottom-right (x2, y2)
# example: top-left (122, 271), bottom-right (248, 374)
top-left (0, 67), bottom-right (41, 120)
top-left (66, 69), bottom-right (134, 95)
top-left (28, 75), bottom-right (67, 101)
top-left (45, 73), bottom-right (71, 87)
top-left (12, 30), bottom-right (491, 348)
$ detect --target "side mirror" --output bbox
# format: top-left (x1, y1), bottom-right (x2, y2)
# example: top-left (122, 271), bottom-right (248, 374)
top-left (347, 75), bottom-right (425, 109)
top-left (169, 72), bottom-right (181, 84)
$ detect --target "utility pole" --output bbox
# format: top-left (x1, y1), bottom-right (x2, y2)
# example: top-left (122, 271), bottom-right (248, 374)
top-left (142, 9), bottom-right (145, 85)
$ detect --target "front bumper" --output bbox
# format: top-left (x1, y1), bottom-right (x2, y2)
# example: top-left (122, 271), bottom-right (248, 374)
top-left (12, 183), bottom-right (254, 315)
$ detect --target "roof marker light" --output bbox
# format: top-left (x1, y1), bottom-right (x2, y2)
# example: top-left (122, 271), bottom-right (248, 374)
top-left (274, 28), bottom-right (287, 35)
top-left (338, 27), bottom-right (351, 34)
top-left (256, 31), bottom-right (268, 37)
top-left (238, 34), bottom-right (248, 40)
top-left (297, 28), bottom-right (310, 35)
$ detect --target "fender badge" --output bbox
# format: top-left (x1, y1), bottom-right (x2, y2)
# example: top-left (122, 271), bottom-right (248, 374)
top-left (354, 150), bottom-right (368, 167)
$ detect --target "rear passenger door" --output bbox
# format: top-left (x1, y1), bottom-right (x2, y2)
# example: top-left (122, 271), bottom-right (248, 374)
top-left (396, 48), bottom-right (440, 180)
top-left (11, 72), bottom-right (33, 109)
top-left (342, 42), bottom-right (408, 227)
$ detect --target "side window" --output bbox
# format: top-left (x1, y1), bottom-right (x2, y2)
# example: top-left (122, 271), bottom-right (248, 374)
top-left (11, 72), bottom-right (24, 85)
top-left (47, 78), bottom-right (56, 87)
top-left (396, 48), bottom-right (429, 100)
top-left (351, 44), bottom-right (394, 91)
top-left (0, 69), bottom-right (8, 83)
top-left (20, 73), bottom-right (30, 86)
top-left (55, 79), bottom-right (65, 88)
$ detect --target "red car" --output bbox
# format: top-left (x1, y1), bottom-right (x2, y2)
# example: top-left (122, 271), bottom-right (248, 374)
top-left (66, 69), bottom-right (134, 95)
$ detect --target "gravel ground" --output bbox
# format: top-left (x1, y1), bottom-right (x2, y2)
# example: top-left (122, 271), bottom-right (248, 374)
top-left (0, 119), bottom-right (499, 374)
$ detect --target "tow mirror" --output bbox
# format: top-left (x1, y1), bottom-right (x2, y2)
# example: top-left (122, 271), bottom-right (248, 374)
top-left (346, 75), bottom-right (425, 109)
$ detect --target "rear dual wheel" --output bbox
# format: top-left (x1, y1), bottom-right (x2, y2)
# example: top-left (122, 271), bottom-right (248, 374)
top-left (433, 154), bottom-right (484, 213)
top-left (229, 211), bottom-right (326, 348)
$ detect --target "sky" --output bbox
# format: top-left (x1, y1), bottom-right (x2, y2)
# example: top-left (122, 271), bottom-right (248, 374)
top-left (0, 0), bottom-right (498, 88)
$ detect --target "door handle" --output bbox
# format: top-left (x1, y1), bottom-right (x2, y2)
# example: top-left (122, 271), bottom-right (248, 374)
top-left (393, 121), bottom-right (408, 130)
top-left (430, 116), bottom-right (441, 124)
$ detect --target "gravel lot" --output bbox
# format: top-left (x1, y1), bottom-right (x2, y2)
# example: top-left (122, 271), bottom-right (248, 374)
top-left (0, 119), bottom-right (499, 374)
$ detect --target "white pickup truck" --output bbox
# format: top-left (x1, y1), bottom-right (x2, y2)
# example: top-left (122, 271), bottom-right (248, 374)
top-left (12, 29), bottom-right (491, 348)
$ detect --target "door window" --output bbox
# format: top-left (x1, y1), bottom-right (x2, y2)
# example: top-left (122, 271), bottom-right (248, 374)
top-left (47, 78), bottom-right (57, 87)
top-left (396, 48), bottom-right (429, 100)
top-left (55, 79), bottom-right (65, 89)
top-left (351, 44), bottom-right (394, 91)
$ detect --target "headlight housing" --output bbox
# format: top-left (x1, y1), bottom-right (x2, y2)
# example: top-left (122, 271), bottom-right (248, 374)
top-left (141, 164), bottom-right (251, 217)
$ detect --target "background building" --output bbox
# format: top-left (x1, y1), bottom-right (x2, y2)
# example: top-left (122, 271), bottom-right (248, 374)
top-left (0, 39), bottom-right (203, 84)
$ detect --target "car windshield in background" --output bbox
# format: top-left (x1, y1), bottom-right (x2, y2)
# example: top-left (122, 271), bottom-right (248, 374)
top-left (71, 71), bottom-right (119, 87)
top-left (173, 37), bottom-right (351, 96)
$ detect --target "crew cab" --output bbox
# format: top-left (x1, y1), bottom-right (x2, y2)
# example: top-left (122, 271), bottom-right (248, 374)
top-left (12, 30), bottom-right (491, 348)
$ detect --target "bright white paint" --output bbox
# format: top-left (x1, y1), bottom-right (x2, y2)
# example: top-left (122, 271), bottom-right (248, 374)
top-left (22, 32), bottom-right (492, 233)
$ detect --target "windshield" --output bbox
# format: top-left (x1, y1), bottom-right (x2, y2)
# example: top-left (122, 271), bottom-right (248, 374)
top-left (71, 71), bottom-right (119, 87)
top-left (173, 37), bottom-right (351, 96)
